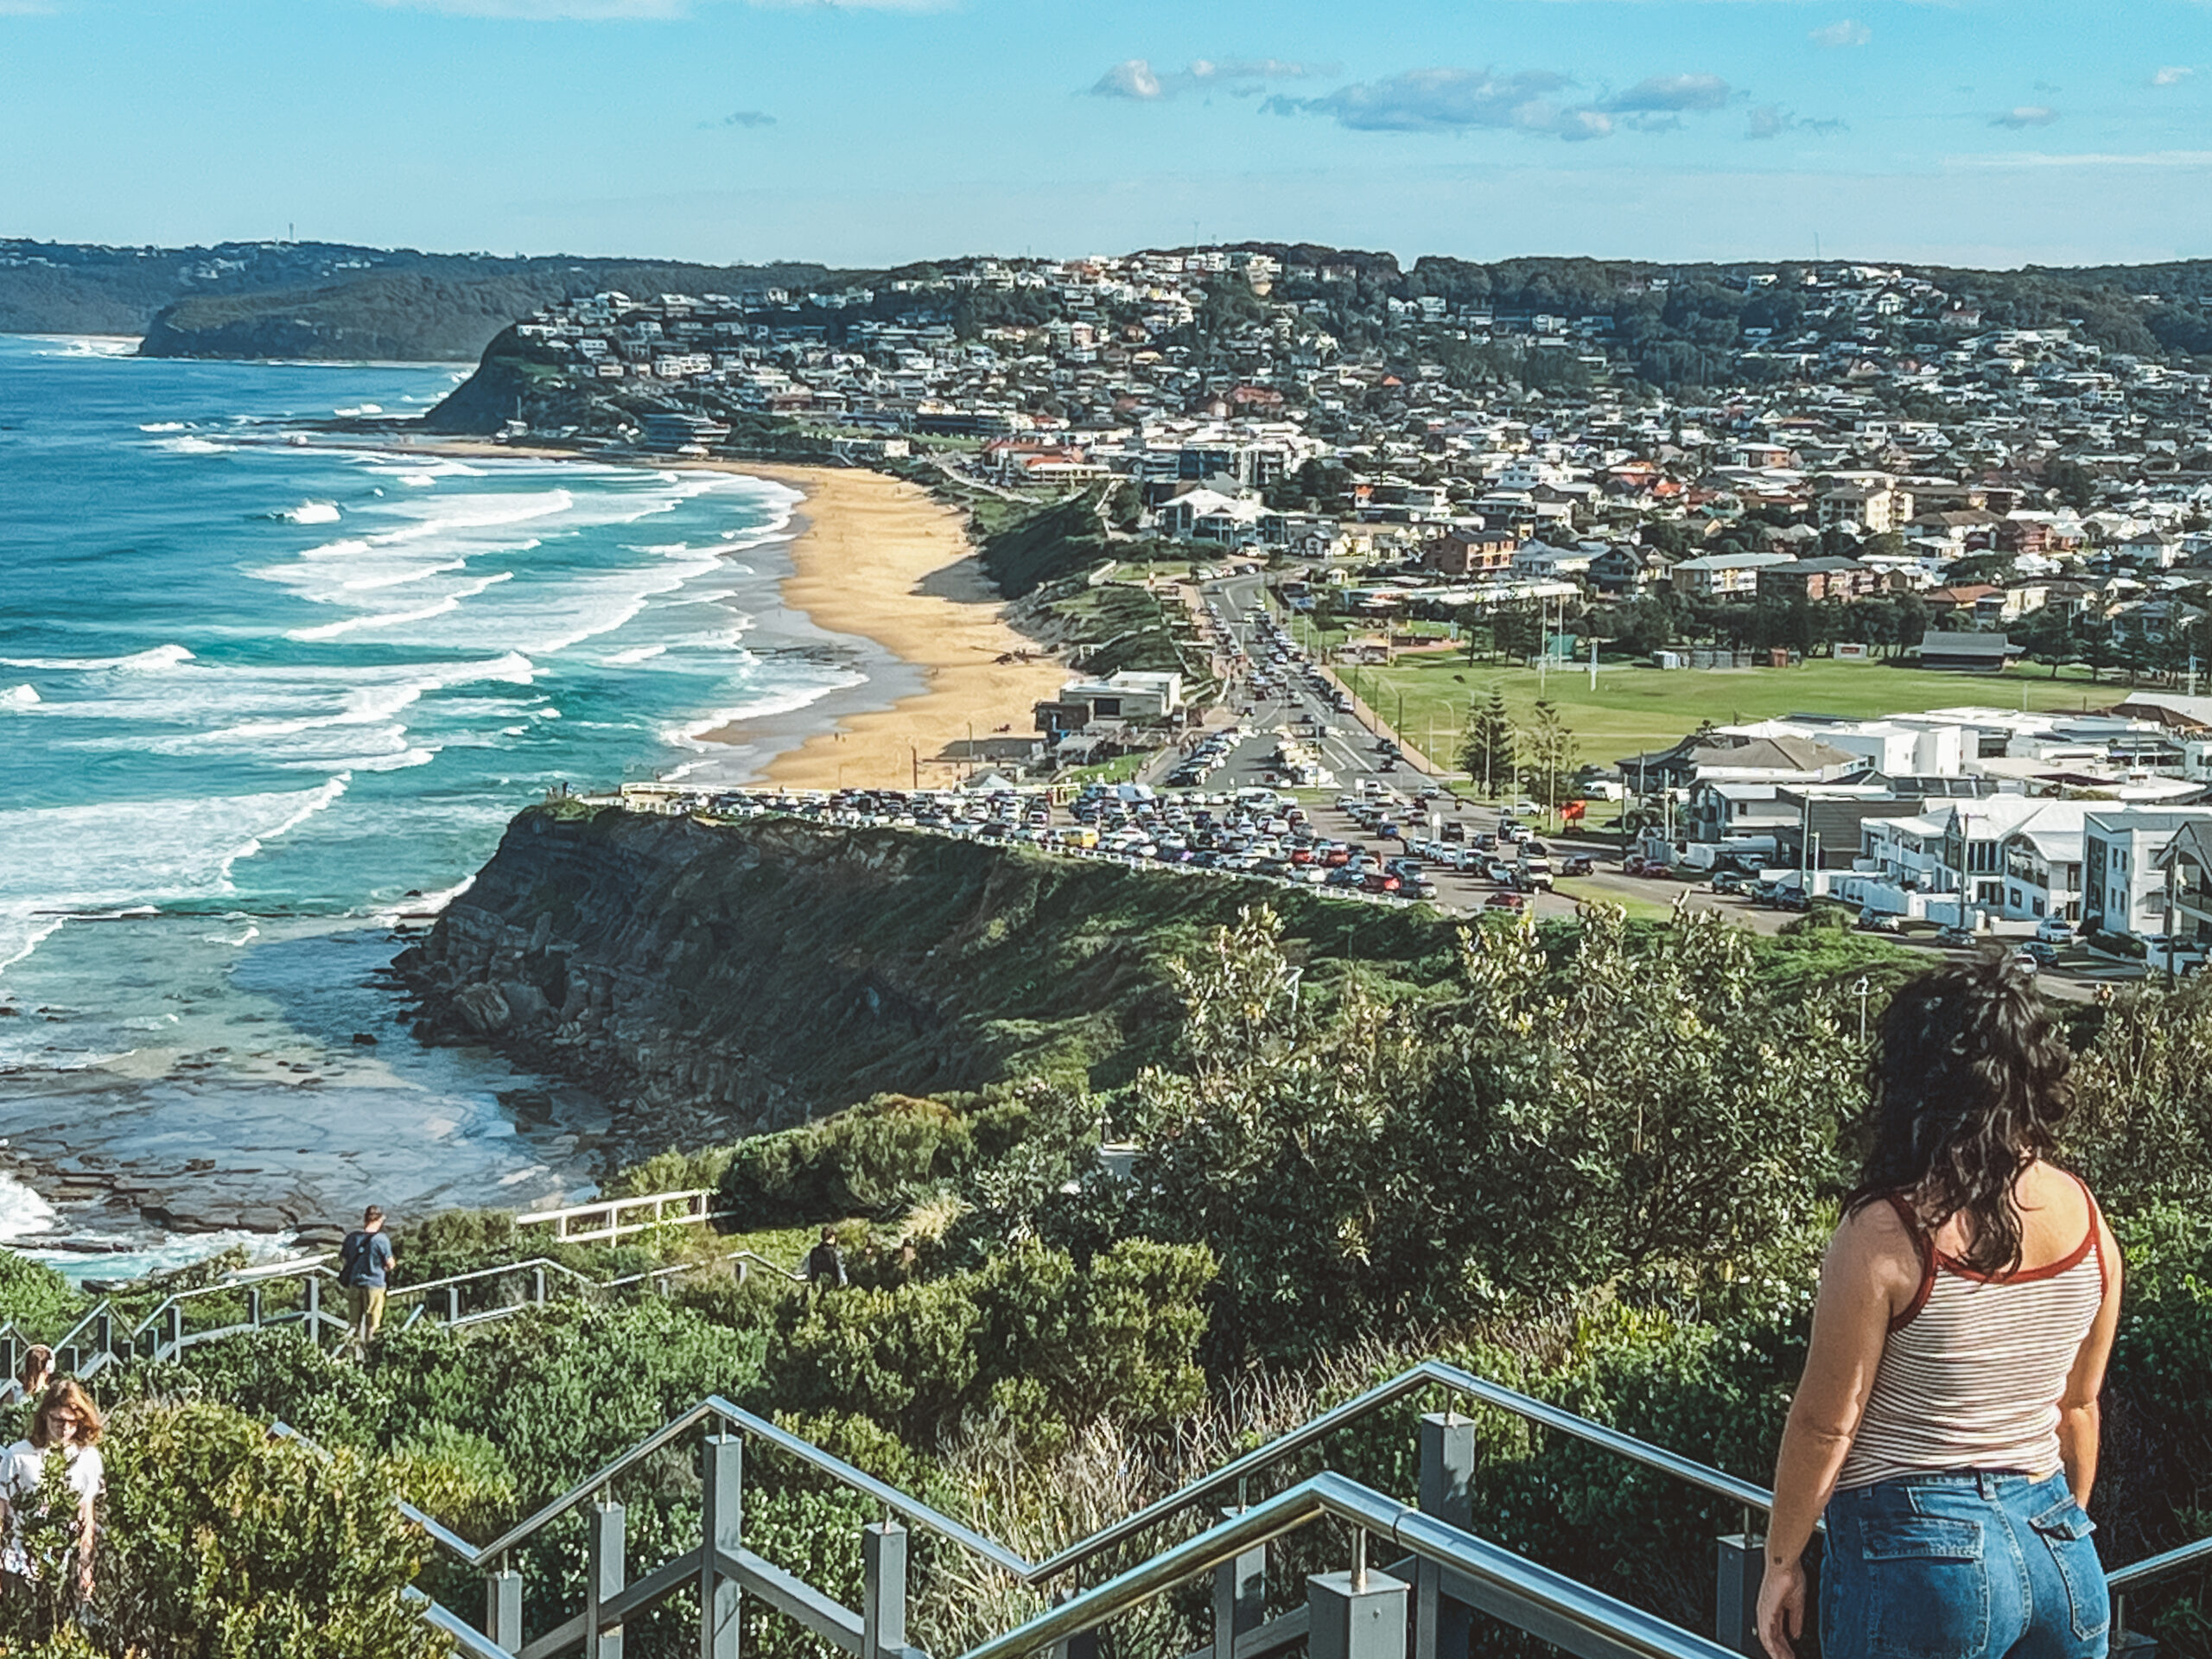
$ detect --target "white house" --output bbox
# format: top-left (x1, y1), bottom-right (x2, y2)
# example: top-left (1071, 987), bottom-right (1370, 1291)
top-left (2082, 808), bottom-right (2212, 942)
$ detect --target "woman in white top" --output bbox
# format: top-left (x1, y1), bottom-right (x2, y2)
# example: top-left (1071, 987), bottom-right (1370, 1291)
top-left (0, 1377), bottom-right (104, 1603)
top-left (1758, 954), bottom-right (2123, 1659)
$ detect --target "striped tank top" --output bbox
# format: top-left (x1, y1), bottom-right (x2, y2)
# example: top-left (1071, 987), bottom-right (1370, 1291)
top-left (1836, 1176), bottom-right (2107, 1491)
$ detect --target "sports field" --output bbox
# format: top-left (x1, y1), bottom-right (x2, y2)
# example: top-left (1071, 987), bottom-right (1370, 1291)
top-left (1337, 652), bottom-right (2125, 775)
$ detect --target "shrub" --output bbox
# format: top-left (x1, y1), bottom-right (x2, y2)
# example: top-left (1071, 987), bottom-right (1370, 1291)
top-left (718, 1094), bottom-right (976, 1225)
top-left (41, 1400), bottom-right (442, 1657)
top-left (0, 1249), bottom-right (81, 1335)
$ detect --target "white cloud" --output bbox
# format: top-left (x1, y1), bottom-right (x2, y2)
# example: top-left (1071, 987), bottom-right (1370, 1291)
top-left (1746, 104), bottom-right (1847, 140)
top-left (1598, 72), bottom-right (1732, 112)
top-left (1090, 56), bottom-right (1327, 101)
top-left (1992, 105), bottom-right (2059, 128)
top-left (2152, 66), bottom-right (2195, 87)
top-left (1093, 58), bottom-right (1166, 99)
top-left (1810, 19), bottom-right (1872, 48)
top-left (1264, 65), bottom-right (1733, 140)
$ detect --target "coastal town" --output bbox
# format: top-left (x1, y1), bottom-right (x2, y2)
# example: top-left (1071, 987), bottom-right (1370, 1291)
top-left (454, 246), bottom-right (2212, 980)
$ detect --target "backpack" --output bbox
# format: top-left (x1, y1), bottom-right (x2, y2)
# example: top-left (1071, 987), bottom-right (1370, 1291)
top-left (339, 1231), bottom-right (370, 1287)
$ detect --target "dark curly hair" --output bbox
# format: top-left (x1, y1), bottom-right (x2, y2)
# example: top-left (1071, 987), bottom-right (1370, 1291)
top-left (1844, 952), bottom-right (2075, 1277)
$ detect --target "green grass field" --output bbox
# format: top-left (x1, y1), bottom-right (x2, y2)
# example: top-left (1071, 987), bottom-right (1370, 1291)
top-left (1335, 653), bottom-right (2122, 775)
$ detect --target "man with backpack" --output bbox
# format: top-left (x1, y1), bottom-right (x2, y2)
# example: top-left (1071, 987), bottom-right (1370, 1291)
top-left (338, 1205), bottom-right (396, 1360)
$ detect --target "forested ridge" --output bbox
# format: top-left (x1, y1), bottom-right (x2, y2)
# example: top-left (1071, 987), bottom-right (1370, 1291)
top-left (12, 235), bottom-right (2212, 372)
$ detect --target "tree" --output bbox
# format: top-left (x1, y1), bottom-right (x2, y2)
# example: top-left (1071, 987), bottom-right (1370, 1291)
top-left (1462, 688), bottom-right (1517, 798)
top-left (1493, 602), bottom-right (1545, 663)
top-left (1522, 699), bottom-right (1580, 809)
top-left (2016, 606), bottom-right (2080, 678)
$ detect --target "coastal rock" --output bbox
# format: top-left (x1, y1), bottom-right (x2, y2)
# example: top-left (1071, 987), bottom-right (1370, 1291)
top-left (393, 804), bottom-right (1459, 1164)
top-left (451, 982), bottom-right (513, 1035)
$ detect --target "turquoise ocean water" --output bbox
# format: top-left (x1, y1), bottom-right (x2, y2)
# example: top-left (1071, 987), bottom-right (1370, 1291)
top-left (0, 335), bottom-right (881, 1274)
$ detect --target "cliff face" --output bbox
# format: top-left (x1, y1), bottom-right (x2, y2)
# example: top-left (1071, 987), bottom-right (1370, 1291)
top-left (396, 807), bottom-right (1459, 1152)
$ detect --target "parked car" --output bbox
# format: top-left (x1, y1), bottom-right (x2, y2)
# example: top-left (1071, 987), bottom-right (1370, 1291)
top-left (2009, 946), bottom-right (2042, 976)
top-left (1857, 908), bottom-right (1902, 933)
top-left (1710, 870), bottom-right (1750, 895)
top-left (2021, 938), bottom-right (2059, 963)
top-left (1938, 923), bottom-right (1978, 946)
top-left (2035, 918), bottom-right (2075, 945)
top-left (1560, 855), bottom-right (1596, 877)
top-left (1484, 892), bottom-right (1528, 912)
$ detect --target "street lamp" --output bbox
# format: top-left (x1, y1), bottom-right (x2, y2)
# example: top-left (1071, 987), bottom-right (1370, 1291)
top-left (1853, 975), bottom-right (1872, 1043)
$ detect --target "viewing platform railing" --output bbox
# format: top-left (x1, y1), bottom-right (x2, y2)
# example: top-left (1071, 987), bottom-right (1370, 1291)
top-left (379, 1351), bottom-right (2196, 1659)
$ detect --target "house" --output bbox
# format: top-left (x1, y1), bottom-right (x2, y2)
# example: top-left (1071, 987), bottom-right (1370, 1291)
top-left (1757, 556), bottom-right (1878, 602)
top-left (2083, 809), bottom-right (2212, 942)
top-left (1916, 631), bottom-right (2018, 673)
top-left (2154, 819), bottom-right (2212, 952)
top-left (1669, 550), bottom-right (1796, 599)
top-left (1588, 543), bottom-right (1670, 595)
top-left (1420, 525), bottom-right (1517, 577)
top-left (1039, 670), bottom-right (1185, 727)
top-left (1817, 483), bottom-right (1909, 533)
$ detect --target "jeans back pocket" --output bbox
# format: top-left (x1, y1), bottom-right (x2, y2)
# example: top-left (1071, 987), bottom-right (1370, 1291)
top-left (1861, 1516), bottom-right (1990, 1659)
top-left (2030, 1499), bottom-right (2110, 1645)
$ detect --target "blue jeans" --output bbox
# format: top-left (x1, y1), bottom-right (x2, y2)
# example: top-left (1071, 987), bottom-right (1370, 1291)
top-left (1822, 1471), bottom-right (2108, 1659)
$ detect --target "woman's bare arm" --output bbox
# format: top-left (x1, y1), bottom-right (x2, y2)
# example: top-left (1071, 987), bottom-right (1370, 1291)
top-left (1765, 1206), bottom-right (1919, 1567)
top-left (2056, 1205), bottom-right (2122, 1507)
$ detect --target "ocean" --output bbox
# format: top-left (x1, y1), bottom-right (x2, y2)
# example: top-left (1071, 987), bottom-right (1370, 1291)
top-left (0, 335), bottom-right (894, 1278)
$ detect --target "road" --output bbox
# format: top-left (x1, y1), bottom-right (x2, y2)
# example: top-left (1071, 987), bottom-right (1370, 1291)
top-left (1183, 576), bottom-right (1796, 931)
top-left (1184, 578), bottom-right (2125, 997)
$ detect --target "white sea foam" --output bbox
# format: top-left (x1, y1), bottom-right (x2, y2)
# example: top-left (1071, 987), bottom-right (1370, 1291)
top-left (0, 1173), bottom-right (60, 1243)
top-left (2, 685), bottom-right (38, 709)
top-left (0, 643), bottom-right (194, 672)
top-left (664, 670), bottom-right (869, 751)
top-left (276, 501), bottom-right (342, 524)
top-left (603, 643), bottom-right (670, 665)
top-left (154, 435), bottom-right (226, 454)
top-left (285, 571), bottom-right (516, 640)
top-left (138, 421), bottom-right (189, 433)
top-left (0, 777), bottom-right (349, 976)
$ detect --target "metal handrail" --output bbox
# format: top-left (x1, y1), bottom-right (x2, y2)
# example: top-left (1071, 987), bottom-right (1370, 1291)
top-left (2109, 1530), bottom-right (2212, 1591)
top-left (385, 1257), bottom-right (600, 1300)
top-left (1027, 1356), bottom-right (1776, 1581)
top-left (429, 1359), bottom-right (1776, 1589)
top-left (963, 1471), bottom-right (1735, 1659)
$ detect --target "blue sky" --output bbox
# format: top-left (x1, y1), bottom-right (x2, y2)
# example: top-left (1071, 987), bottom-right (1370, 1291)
top-left (3, 0), bottom-right (2209, 269)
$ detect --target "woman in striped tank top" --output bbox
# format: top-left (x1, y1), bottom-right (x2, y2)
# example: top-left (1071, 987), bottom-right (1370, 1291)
top-left (1757, 956), bottom-right (2123, 1659)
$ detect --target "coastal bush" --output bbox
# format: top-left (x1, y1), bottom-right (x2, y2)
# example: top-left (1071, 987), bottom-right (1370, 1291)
top-left (0, 1248), bottom-right (82, 1335)
top-left (719, 1092), bottom-right (977, 1224)
top-left (760, 1238), bottom-right (1213, 1452)
top-left (1046, 906), bottom-right (1861, 1365)
top-left (19, 1399), bottom-right (443, 1658)
top-left (2070, 979), bottom-right (2212, 1212)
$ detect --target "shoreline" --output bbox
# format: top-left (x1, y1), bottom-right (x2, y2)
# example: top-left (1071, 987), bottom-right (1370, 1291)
top-left (367, 441), bottom-right (1065, 790)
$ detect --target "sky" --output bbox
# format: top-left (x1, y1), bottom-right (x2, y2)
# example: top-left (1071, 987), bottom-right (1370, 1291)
top-left (3, 0), bottom-right (2210, 270)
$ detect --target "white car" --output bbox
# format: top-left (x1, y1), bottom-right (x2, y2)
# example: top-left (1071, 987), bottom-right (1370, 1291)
top-left (2034, 918), bottom-right (2075, 945)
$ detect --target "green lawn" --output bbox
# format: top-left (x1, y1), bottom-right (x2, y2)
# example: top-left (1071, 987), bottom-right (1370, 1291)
top-left (1338, 654), bottom-right (2122, 774)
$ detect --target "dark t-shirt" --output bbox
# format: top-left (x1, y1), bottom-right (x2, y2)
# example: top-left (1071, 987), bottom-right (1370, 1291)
top-left (340, 1230), bottom-right (394, 1289)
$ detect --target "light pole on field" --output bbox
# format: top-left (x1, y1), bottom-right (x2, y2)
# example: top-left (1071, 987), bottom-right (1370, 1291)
top-left (1853, 975), bottom-right (1872, 1043)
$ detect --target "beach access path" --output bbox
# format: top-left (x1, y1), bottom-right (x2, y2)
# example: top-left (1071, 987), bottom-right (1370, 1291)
top-left (380, 443), bottom-right (1068, 791)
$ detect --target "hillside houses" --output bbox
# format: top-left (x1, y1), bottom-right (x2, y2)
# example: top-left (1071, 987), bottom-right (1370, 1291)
top-left (495, 246), bottom-right (2212, 659)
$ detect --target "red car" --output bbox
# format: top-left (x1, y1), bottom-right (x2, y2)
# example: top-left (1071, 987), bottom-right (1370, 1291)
top-left (1484, 891), bottom-right (1528, 912)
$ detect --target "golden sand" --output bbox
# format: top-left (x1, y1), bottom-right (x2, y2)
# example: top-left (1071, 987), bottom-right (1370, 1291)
top-left (385, 444), bottom-right (1062, 788)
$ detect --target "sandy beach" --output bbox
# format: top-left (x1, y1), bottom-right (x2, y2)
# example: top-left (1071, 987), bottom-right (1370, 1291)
top-left (379, 442), bottom-right (1065, 790)
top-left (721, 464), bottom-right (1066, 790)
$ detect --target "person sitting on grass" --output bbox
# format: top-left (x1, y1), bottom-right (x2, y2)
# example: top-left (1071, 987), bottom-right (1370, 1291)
top-left (0, 1379), bottom-right (105, 1605)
